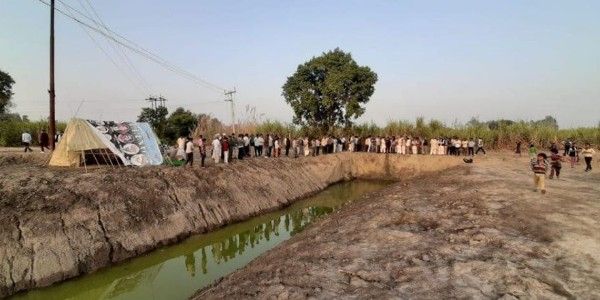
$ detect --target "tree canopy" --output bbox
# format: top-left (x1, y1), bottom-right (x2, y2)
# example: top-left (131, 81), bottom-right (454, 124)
top-left (0, 69), bottom-right (15, 114)
top-left (282, 48), bottom-right (377, 133)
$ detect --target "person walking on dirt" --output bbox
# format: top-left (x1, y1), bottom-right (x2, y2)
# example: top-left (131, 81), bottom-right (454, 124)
top-left (528, 144), bottom-right (538, 160)
top-left (581, 143), bottom-right (595, 172)
top-left (531, 153), bottom-right (549, 194)
top-left (515, 141), bottom-right (522, 157)
top-left (567, 143), bottom-right (578, 168)
top-left (185, 138), bottom-right (194, 167)
top-left (21, 131), bottom-right (32, 152)
top-left (39, 129), bottom-right (49, 152)
top-left (476, 138), bottom-right (486, 155)
top-left (549, 149), bottom-right (563, 179)
top-left (563, 140), bottom-right (572, 156)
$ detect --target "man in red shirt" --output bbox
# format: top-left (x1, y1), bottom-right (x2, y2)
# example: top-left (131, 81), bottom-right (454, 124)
top-left (222, 137), bottom-right (230, 164)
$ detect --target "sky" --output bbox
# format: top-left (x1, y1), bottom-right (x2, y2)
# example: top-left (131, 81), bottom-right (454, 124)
top-left (1, 0), bottom-right (599, 128)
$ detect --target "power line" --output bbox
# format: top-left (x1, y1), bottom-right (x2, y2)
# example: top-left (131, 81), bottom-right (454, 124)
top-left (37, 0), bottom-right (227, 94)
top-left (60, 1), bottom-right (149, 95)
top-left (78, 0), bottom-right (151, 93)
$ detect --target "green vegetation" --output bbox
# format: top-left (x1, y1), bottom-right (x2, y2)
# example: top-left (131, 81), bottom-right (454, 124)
top-left (282, 48), bottom-right (377, 133)
top-left (0, 116), bottom-right (66, 146)
top-left (0, 69), bottom-right (15, 114)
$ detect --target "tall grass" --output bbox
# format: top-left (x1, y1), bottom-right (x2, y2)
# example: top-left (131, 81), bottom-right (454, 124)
top-left (0, 119), bottom-right (67, 146)
top-left (2, 116), bottom-right (597, 149)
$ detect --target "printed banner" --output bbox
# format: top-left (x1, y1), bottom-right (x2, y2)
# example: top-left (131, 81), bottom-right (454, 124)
top-left (87, 120), bottom-right (164, 166)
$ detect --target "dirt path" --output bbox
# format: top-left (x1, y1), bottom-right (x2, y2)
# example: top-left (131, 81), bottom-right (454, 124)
top-left (195, 152), bottom-right (600, 299)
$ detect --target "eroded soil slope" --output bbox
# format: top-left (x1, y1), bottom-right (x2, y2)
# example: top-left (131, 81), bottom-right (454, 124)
top-left (196, 153), bottom-right (600, 299)
top-left (0, 152), bottom-right (460, 297)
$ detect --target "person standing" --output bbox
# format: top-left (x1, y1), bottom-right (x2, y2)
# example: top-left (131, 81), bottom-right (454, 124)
top-left (185, 138), bottom-right (194, 167)
top-left (531, 153), bottom-right (549, 194)
top-left (222, 137), bottom-right (230, 164)
top-left (243, 134), bottom-right (250, 157)
top-left (567, 143), bottom-right (578, 168)
top-left (549, 149), bottom-right (563, 179)
top-left (467, 139), bottom-right (475, 156)
top-left (284, 136), bottom-right (291, 156)
top-left (199, 138), bottom-right (207, 167)
top-left (211, 135), bottom-right (221, 164)
top-left (255, 134), bottom-right (264, 157)
top-left (267, 134), bottom-right (274, 157)
top-left (39, 129), bottom-right (50, 153)
top-left (429, 138), bottom-right (438, 155)
top-left (515, 141), bottom-right (522, 157)
top-left (22, 131), bottom-right (33, 152)
top-left (581, 143), bottom-right (595, 172)
top-left (528, 144), bottom-right (538, 160)
top-left (476, 138), bottom-right (486, 155)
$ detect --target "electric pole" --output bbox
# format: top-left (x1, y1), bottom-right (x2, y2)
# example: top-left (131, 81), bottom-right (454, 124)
top-left (49, 0), bottom-right (56, 150)
top-left (224, 88), bottom-right (236, 134)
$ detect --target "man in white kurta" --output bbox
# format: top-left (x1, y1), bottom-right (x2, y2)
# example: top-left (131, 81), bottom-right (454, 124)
top-left (212, 136), bottom-right (222, 164)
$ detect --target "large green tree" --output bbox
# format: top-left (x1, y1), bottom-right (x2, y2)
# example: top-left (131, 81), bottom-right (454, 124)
top-left (282, 48), bottom-right (377, 133)
top-left (0, 69), bottom-right (15, 114)
top-left (166, 107), bottom-right (197, 138)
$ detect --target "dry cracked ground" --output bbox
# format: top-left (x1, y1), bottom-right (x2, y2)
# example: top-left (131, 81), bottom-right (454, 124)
top-left (196, 152), bottom-right (600, 299)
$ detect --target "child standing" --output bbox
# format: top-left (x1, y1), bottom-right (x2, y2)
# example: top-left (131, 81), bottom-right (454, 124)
top-left (531, 153), bottom-right (549, 194)
top-left (581, 143), bottom-right (595, 172)
top-left (549, 149), bottom-right (563, 179)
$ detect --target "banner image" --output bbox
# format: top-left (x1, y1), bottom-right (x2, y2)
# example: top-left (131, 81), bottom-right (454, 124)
top-left (87, 120), bottom-right (164, 166)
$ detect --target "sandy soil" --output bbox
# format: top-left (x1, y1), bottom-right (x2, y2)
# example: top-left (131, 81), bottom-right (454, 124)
top-left (195, 152), bottom-right (600, 299)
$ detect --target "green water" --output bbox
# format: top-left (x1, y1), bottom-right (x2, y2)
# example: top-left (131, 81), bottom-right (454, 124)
top-left (13, 180), bottom-right (390, 300)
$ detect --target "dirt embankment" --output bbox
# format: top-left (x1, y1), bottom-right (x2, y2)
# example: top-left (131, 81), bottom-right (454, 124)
top-left (195, 153), bottom-right (600, 299)
top-left (0, 152), bottom-right (460, 297)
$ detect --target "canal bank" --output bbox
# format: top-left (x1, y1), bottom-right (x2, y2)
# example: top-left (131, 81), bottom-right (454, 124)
top-left (0, 153), bottom-right (461, 297)
top-left (12, 180), bottom-right (391, 299)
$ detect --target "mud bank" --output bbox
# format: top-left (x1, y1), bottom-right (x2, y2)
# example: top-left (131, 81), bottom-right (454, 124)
top-left (0, 153), bottom-right (460, 297)
top-left (195, 154), bottom-right (600, 299)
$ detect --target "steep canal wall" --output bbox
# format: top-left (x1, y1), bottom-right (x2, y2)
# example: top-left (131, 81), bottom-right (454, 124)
top-left (0, 153), bottom-right (460, 297)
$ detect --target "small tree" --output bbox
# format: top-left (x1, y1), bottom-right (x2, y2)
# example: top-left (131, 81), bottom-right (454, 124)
top-left (282, 48), bottom-right (377, 134)
top-left (0, 69), bottom-right (16, 114)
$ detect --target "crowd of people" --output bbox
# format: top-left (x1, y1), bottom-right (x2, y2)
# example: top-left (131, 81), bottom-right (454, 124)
top-left (529, 140), bottom-right (595, 194)
top-left (168, 134), bottom-right (490, 167)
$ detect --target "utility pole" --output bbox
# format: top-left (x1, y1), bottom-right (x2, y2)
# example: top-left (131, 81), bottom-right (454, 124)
top-left (224, 88), bottom-right (236, 134)
top-left (48, 0), bottom-right (56, 150)
top-left (146, 96), bottom-right (158, 109)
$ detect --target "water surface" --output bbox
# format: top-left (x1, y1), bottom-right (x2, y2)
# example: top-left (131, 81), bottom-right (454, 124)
top-left (13, 180), bottom-right (390, 300)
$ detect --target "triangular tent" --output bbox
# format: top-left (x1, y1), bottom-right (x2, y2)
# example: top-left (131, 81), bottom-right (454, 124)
top-left (49, 118), bottom-right (163, 167)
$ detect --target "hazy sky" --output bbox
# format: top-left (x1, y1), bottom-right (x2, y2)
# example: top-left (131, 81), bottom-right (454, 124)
top-left (1, 0), bottom-right (599, 128)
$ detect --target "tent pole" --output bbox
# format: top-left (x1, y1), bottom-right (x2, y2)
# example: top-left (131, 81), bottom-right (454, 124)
top-left (99, 149), bottom-right (113, 168)
top-left (81, 150), bottom-right (88, 173)
top-left (91, 149), bottom-right (101, 167)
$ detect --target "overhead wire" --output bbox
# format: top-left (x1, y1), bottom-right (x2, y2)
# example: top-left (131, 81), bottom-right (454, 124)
top-left (78, 0), bottom-right (152, 93)
top-left (59, 1), bottom-right (149, 95)
top-left (38, 0), bottom-right (227, 94)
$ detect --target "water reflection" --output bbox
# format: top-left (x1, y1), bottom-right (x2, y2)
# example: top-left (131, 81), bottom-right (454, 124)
top-left (13, 180), bottom-right (389, 300)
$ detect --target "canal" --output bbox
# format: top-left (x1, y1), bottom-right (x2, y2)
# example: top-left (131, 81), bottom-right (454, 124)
top-left (13, 180), bottom-right (390, 300)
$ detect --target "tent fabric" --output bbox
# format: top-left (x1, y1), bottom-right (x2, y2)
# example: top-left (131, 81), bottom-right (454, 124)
top-left (49, 118), bottom-right (109, 167)
top-left (49, 118), bottom-right (163, 167)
